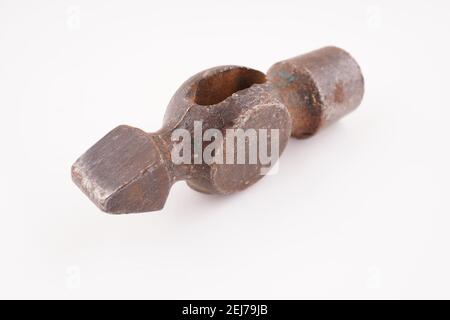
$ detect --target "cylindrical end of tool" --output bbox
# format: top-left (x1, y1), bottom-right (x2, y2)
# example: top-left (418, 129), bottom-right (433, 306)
top-left (267, 46), bottom-right (364, 138)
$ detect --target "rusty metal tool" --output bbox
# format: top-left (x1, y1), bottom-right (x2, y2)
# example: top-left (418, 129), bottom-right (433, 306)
top-left (72, 46), bottom-right (364, 214)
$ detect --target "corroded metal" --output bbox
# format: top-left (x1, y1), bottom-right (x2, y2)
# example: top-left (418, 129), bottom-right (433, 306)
top-left (72, 46), bottom-right (364, 214)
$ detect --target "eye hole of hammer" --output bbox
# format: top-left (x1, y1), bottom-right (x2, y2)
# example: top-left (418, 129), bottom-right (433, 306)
top-left (194, 68), bottom-right (266, 106)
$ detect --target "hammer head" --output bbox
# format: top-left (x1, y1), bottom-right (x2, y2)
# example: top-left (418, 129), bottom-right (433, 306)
top-left (71, 125), bottom-right (171, 214)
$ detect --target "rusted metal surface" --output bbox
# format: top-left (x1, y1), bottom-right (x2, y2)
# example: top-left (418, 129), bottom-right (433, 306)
top-left (72, 46), bottom-right (364, 214)
top-left (267, 47), bottom-right (364, 138)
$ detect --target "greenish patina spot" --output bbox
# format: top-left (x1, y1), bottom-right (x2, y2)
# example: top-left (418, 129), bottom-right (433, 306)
top-left (278, 70), bottom-right (297, 83)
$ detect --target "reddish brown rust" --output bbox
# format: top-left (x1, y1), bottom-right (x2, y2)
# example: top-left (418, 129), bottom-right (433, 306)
top-left (72, 46), bottom-right (364, 214)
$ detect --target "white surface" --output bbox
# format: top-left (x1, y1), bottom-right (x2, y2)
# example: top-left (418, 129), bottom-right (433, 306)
top-left (1, 0), bottom-right (449, 299)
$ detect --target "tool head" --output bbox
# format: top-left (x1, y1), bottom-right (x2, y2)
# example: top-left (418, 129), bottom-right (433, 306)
top-left (71, 125), bottom-right (171, 214)
top-left (71, 47), bottom-right (365, 214)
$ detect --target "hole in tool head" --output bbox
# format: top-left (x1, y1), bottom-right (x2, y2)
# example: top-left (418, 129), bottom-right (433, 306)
top-left (194, 67), bottom-right (266, 106)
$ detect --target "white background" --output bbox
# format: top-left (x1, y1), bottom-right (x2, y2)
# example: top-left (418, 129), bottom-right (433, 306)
top-left (1, 0), bottom-right (449, 299)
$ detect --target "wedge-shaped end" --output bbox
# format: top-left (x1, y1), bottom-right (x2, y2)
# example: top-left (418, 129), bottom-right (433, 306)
top-left (71, 125), bottom-right (171, 214)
